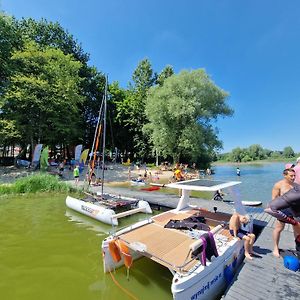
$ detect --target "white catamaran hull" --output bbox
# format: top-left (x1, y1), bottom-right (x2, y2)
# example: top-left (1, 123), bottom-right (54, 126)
top-left (171, 240), bottom-right (244, 300)
top-left (66, 196), bottom-right (117, 225)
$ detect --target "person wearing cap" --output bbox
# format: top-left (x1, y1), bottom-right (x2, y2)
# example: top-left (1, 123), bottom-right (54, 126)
top-left (293, 157), bottom-right (300, 184)
top-left (265, 167), bottom-right (300, 257)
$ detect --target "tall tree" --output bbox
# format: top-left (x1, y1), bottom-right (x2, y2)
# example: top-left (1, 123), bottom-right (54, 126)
top-left (1, 41), bottom-right (83, 152)
top-left (156, 65), bottom-right (174, 86)
top-left (16, 18), bottom-right (106, 149)
top-left (119, 59), bottom-right (156, 160)
top-left (144, 69), bottom-right (233, 164)
top-left (0, 14), bottom-right (21, 94)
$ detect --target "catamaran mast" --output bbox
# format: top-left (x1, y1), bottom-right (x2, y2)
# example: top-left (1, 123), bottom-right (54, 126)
top-left (101, 75), bottom-right (108, 196)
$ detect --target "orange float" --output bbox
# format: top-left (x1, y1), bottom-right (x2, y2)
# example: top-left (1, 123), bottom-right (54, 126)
top-left (116, 240), bottom-right (133, 269)
top-left (108, 240), bottom-right (121, 263)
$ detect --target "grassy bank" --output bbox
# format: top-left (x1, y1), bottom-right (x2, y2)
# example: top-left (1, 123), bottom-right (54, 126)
top-left (0, 173), bottom-right (77, 195)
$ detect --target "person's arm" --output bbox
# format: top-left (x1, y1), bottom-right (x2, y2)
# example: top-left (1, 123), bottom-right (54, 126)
top-left (272, 183), bottom-right (281, 200)
top-left (229, 215), bottom-right (239, 237)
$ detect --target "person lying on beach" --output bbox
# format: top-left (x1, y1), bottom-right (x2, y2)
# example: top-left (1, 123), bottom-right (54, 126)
top-left (229, 213), bottom-right (255, 260)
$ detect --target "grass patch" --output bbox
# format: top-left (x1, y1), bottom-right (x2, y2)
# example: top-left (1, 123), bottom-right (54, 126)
top-left (0, 173), bottom-right (76, 194)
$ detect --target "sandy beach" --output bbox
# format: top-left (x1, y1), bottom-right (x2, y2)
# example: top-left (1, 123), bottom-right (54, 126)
top-left (0, 163), bottom-right (174, 185)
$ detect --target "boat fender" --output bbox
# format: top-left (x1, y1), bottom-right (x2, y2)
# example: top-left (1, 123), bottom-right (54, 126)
top-left (108, 240), bottom-right (122, 263)
top-left (116, 240), bottom-right (133, 269)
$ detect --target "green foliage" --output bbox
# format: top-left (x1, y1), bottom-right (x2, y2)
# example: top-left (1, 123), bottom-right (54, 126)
top-left (2, 41), bottom-right (84, 146)
top-left (145, 69), bottom-right (233, 163)
top-left (0, 119), bottom-right (21, 146)
top-left (0, 14), bottom-right (21, 93)
top-left (156, 65), bottom-right (174, 86)
top-left (0, 173), bottom-right (74, 194)
top-left (283, 146), bottom-right (295, 158)
top-left (219, 144), bottom-right (297, 162)
top-left (116, 59), bottom-right (156, 160)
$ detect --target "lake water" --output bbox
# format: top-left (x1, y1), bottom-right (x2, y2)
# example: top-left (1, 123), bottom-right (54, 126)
top-left (211, 162), bottom-right (288, 205)
top-left (0, 162), bottom-right (289, 300)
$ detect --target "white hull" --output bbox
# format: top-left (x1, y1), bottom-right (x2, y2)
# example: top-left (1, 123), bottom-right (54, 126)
top-left (172, 240), bottom-right (244, 300)
top-left (66, 196), bottom-right (152, 226)
top-left (66, 196), bottom-right (117, 225)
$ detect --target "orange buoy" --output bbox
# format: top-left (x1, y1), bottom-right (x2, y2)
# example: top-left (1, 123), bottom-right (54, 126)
top-left (116, 240), bottom-right (133, 269)
top-left (109, 240), bottom-right (122, 263)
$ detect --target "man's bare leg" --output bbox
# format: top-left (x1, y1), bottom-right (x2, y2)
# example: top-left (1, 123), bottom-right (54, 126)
top-left (273, 220), bottom-right (284, 257)
top-left (243, 236), bottom-right (253, 260)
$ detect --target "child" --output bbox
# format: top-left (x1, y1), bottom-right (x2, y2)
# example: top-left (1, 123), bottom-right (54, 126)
top-left (73, 165), bottom-right (80, 184)
top-left (229, 212), bottom-right (255, 260)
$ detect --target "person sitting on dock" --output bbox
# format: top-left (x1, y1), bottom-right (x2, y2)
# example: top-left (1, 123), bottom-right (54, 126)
top-left (229, 213), bottom-right (256, 260)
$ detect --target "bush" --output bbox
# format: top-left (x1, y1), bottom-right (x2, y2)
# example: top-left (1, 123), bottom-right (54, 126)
top-left (0, 173), bottom-right (75, 194)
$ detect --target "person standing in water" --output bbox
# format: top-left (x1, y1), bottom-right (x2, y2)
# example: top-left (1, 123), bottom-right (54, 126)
top-left (236, 167), bottom-right (241, 176)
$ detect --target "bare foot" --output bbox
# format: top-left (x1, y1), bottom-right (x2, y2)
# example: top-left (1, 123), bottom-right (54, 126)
top-left (272, 250), bottom-right (280, 258)
top-left (245, 253), bottom-right (253, 260)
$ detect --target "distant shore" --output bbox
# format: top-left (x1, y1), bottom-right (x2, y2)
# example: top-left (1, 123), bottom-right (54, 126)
top-left (212, 158), bottom-right (296, 166)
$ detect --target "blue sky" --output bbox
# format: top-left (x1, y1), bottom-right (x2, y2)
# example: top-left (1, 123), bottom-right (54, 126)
top-left (2, 0), bottom-right (300, 153)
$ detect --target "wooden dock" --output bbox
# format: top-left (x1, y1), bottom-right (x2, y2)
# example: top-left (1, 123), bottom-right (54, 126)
top-left (97, 185), bottom-right (300, 299)
top-left (223, 208), bottom-right (300, 300)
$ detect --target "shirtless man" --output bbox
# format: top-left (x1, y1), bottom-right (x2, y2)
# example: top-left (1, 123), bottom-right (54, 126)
top-left (269, 168), bottom-right (297, 257)
top-left (229, 213), bottom-right (255, 260)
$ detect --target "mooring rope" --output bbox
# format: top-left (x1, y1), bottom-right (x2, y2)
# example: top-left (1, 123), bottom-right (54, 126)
top-left (108, 270), bottom-right (139, 300)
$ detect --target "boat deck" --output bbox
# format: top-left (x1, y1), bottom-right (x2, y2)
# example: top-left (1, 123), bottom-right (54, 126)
top-left (97, 185), bottom-right (300, 299)
top-left (118, 209), bottom-right (234, 273)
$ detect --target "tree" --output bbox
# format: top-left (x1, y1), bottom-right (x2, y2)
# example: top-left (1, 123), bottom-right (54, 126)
top-left (144, 69), bottom-right (233, 163)
top-left (119, 59), bottom-right (156, 160)
top-left (156, 65), bottom-right (174, 86)
top-left (0, 14), bottom-right (21, 94)
top-left (16, 18), bottom-right (106, 149)
top-left (1, 41), bottom-right (84, 152)
top-left (283, 146), bottom-right (295, 158)
top-left (248, 144), bottom-right (266, 160)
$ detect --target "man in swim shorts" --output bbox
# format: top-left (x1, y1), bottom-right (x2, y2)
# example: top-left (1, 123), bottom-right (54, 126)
top-left (265, 168), bottom-right (300, 257)
top-left (229, 213), bottom-right (255, 260)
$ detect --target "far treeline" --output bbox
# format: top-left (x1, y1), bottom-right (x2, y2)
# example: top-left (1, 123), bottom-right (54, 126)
top-left (0, 13), bottom-right (233, 167)
top-left (218, 145), bottom-right (300, 163)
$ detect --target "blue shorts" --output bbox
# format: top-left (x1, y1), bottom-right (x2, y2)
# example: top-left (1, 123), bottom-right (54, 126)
top-left (230, 229), bottom-right (249, 239)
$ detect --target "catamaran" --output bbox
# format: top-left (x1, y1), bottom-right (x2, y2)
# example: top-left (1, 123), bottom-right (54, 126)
top-left (102, 178), bottom-right (252, 300)
top-left (66, 76), bottom-right (152, 225)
